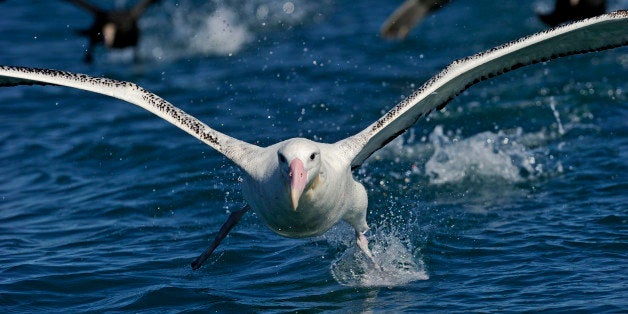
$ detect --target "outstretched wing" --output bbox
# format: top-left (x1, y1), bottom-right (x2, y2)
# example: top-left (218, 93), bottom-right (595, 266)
top-left (0, 66), bottom-right (260, 171)
top-left (339, 10), bottom-right (627, 170)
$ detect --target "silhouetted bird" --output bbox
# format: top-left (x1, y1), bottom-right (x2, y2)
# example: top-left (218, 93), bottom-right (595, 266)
top-left (380, 0), bottom-right (452, 40)
top-left (538, 0), bottom-right (606, 26)
top-left (381, 0), bottom-right (607, 40)
top-left (65, 0), bottom-right (161, 63)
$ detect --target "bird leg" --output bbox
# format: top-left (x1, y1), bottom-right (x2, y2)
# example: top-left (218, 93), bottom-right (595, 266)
top-left (191, 204), bottom-right (250, 270)
top-left (355, 230), bottom-right (382, 271)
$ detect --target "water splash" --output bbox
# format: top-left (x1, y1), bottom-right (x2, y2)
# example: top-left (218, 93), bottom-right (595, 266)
top-left (191, 8), bottom-right (251, 56)
top-left (330, 232), bottom-right (428, 287)
top-left (425, 121), bottom-right (565, 185)
top-left (548, 97), bottom-right (565, 135)
top-left (137, 0), bottom-right (325, 62)
top-left (425, 125), bottom-right (540, 185)
top-left (140, 3), bottom-right (251, 61)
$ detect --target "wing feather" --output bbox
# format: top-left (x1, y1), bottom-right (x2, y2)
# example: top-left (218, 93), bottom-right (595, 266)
top-left (339, 10), bottom-right (628, 170)
top-left (0, 66), bottom-right (260, 171)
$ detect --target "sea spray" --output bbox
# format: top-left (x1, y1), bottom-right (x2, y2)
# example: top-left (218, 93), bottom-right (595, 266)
top-left (330, 231), bottom-right (429, 287)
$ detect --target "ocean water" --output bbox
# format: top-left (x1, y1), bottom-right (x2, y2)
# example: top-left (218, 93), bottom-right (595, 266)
top-left (1, 0), bottom-right (626, 312)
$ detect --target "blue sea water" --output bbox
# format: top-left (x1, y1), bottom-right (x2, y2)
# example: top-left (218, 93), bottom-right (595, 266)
top-left (1, 0), bottom-right (627, 312)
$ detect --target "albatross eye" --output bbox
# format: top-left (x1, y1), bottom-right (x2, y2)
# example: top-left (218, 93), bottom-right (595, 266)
top-left (309, 153), bottom-right (317, 161)
top-left (278, 153), bottom-right (287, 163)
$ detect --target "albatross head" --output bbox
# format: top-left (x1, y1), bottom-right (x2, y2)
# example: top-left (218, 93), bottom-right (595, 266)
top-left (277, 139), bottom-right (321, 211)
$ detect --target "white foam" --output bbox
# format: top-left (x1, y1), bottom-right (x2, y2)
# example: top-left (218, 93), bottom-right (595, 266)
top-left (138, 2), bottom-right (252, 61)
top-left (189, 8), bottom-right (251, 56)
top-left (425, 125), bottom-right (538, 184)
top-left (136, 0), bottom-right (323, 62)
top-left (330, 232), bottom-right (428, 287)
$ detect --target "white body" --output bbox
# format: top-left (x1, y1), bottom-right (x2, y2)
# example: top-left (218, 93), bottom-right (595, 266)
top-left (241, 139), bottom-right (368, 238)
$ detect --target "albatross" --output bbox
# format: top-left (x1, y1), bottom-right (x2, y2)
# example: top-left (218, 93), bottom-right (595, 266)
top-left (1, 11), bottom-right (626, 270)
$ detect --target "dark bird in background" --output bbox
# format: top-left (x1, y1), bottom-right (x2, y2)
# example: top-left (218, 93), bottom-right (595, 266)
top-left (538, 0), bottom-right (607, 26)
top-left (64, 0), bottom-right (161, 63)
top-left (380, 0), bottom-right (452, 40)
top-left (380, 0), bottom-right (607, 40)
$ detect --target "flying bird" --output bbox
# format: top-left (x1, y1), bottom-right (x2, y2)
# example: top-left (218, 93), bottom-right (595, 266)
top-left (380, 0), bottom-right (452, 40)
top-left (381, 0), bottom-right (608, 40)
top-left (1, 11), bottom-right (626, 270)
top-left (64, 0), bottom-right (162, 63)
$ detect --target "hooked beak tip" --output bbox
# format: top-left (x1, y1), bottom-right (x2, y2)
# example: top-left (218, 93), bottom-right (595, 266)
top-left (291, 187), bottom-right (301, 211)
top-left (291, 197), bottom-right (299, 211)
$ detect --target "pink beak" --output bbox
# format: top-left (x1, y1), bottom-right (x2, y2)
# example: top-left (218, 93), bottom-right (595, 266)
top-left (289, 159), bottom-right (307, 210)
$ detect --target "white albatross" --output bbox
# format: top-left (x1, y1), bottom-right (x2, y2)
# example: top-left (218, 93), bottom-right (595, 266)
top-left (1, 11), bottom-right (626, 270)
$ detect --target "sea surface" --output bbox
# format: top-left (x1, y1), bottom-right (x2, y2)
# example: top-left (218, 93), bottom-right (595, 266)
top-left (1, 0), bottom-right (627, 312)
